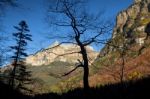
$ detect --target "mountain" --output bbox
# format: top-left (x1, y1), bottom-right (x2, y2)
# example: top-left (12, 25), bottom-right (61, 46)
top-left (1, 0), bottom-right (150, 94)
top-left (25, 41), bottom-right (98, 66)
top-left (49, 0), bottom-right (150, 91)
top-left (23, 42), bottom-right (98, 93)
top-left (1, 42), bottom-right (98, 93)
top-left (90, 0), bottom-right (150, 85)
top-left (99, 0), bottom-right (150, 56)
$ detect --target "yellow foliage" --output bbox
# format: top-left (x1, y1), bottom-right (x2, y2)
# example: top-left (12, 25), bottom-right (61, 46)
top-left (50, 85), bottom-right (62, 93)
top-left (140, 18), bottom-right (150, 25)
top-left (128, 71), bottom-right (142, 80)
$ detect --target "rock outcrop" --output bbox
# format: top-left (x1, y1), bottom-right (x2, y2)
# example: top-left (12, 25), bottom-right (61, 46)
top-left (99, 0), bottom-right (150, 57)
top-left (25, 41), bottom-right (98, 66)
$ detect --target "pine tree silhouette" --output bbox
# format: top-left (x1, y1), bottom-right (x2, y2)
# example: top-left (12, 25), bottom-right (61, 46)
top-left (9, 20), bottom-right (32, 89)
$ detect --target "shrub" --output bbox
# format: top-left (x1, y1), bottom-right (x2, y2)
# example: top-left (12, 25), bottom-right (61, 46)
top-left (128, 71), bottom-right (143, 80)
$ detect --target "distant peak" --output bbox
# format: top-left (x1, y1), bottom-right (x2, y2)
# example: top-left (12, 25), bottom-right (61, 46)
top-left (134, 0), bottom-right (150, 3)
top-left (134, 0), bottom-right (142, 3)
top-left (49, 40), bottom-right (60, 48)
top-left (53, 40), bottom-right (59, 45)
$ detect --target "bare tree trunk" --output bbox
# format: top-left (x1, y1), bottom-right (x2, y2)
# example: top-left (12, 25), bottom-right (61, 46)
top-left (75, 36), bottom-right (89, 91)
top-left (120, 52), bottom-right (125, 84)
top-left (82, 47), bottom-right (89, 91)
top-left (83, 63), bottom-right (89, 91)
top-left (9, 60), bottom-right (17, 88)
top-left (80, 45), bottom-right (89, 91)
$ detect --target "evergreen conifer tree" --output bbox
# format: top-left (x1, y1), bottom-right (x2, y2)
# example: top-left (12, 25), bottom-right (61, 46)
top-left (9, 20), bottom-right (32, 89)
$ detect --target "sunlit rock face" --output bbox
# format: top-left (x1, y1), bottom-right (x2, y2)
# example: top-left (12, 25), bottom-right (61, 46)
top-left (25, 42), bottom-right (98, 66)
top-left (134, 0), bottom-right (142, 3)
top-left (100, 0), bottom-right (150, 57)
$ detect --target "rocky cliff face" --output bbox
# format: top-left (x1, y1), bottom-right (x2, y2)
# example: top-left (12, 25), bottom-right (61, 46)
top-left (99, 0), bottom-right (150, 57)
top-left (3, 0), bottom-right (150, 93)
top-left (25, 41), bottom-right (98, 66)
top-left (91, 0), bottom-right (150, 86)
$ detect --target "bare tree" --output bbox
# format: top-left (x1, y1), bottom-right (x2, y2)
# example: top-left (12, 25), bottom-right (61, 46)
top-left (108, 33), bottom-right (128, 84)
top-left (118, 43), bottom-right (127, 84)
top-left (47, 0), bottom-right (112, 91)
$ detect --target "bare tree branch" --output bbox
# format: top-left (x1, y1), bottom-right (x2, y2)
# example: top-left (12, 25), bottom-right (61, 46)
top-left (62, 59), bottom-right (83, 77)
top-left (49, 72), bottom-right (61, 78)
top-left (51, 22), bottom-right (71, 27)
top-left (62, 66), bottom-right (80, 76)
top-left (57, 51), bottom-right (81, 57)
top-left (47, 51), bottom-right (81, 57)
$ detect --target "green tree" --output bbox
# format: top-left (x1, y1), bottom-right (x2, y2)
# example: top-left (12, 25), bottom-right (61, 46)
top-left (9, 20), bottom-right (32, 89)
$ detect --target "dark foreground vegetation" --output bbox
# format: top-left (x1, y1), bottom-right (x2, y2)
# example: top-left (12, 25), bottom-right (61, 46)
top-left (1, 76), bottom-right (150, 99)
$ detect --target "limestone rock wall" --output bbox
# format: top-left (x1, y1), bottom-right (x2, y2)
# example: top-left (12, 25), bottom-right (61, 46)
top-left (26, 43), bottom-right (98, 66)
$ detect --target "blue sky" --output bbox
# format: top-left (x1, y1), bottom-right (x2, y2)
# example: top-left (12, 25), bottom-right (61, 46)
top-left (1, 0), bottom-right (133, 54)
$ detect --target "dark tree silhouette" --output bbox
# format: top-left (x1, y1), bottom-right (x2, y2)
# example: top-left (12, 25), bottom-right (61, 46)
top-left (9, 21), bottom-right (32, 89)
top-left (15, 61), bottom-right (32, 92)
top-left (145, 22), bottom-right (150, 38)
top-left (47, 0), bottom-right (111, 91)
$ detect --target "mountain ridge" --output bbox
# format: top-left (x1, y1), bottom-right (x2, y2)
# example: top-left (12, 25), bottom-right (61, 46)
top-left (50, 0), bottom-right (150, 92)
top-left (25, 41), bottom-right (98, 66)
top-left (1, 0), bottom-right (150, 94)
